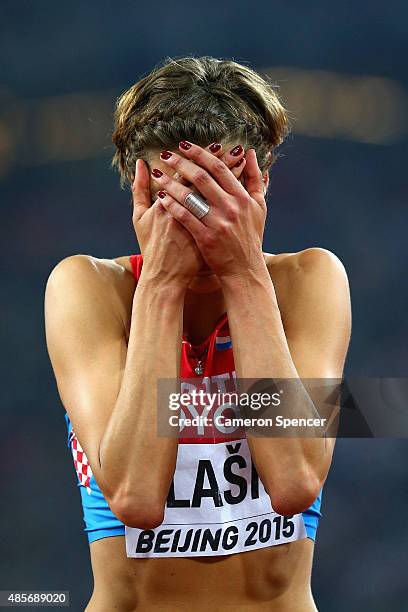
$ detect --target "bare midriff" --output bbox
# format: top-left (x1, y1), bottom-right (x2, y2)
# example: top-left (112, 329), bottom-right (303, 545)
top-left (85, 536), bottom-right (318, 611)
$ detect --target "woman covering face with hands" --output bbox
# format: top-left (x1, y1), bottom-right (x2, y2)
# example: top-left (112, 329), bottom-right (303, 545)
top-left (132, 140), bottom-right (256, 286)
top-left (45, 56), bottom-right (351, 612)
top-left (145, 142), bottom-right (268, 280)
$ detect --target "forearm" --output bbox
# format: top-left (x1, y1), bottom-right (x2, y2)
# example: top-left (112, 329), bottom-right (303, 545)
top-left (221, 264), bottom-right (294, 378)
top-left (221, 265), bottom-right (328, 512)
top-left (99, 276), bottom-right (185, 518)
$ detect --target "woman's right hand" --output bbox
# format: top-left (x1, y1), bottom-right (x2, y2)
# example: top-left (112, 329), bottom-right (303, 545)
top-left (132, 158), bottom-right (205, 288)
top-left (131, 143), bottom-right (247, 288)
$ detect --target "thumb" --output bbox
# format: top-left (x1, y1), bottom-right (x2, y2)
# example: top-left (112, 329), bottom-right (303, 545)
top-left (132, 159), bottom-right (151, 222)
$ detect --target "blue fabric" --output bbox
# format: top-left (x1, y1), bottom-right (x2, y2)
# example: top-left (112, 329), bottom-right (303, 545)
top-left (302, 490), bottom-right (322, 540)
top-left (65, 413), bottom-right (322, 544)
top-left (65, 413), bottom-right (126, 543)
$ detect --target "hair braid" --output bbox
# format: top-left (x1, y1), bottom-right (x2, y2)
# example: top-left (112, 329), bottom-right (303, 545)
top-left (112, 56), bottom-right (289, 188)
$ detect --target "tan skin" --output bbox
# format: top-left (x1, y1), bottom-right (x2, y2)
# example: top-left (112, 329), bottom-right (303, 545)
top-left (45, 141), bottom-right (351, 611)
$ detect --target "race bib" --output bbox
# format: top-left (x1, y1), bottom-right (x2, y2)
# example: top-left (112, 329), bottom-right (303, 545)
top-left (125, 438), bottom-right (306, 558)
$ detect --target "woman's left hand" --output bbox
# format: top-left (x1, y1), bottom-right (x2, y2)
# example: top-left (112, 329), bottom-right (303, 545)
top-left (150, 141), bottom-right (268, 280)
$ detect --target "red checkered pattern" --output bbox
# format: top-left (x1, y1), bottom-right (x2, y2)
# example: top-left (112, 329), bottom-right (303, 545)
top-left (69, 429), bottom-right (93, 493)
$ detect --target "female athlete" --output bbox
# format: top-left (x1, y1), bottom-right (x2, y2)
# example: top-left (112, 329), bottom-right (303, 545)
top-left (45, 56), bottom-right (351, 611)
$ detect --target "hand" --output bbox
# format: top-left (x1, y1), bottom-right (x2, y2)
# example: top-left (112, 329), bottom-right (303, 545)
top-left (149, 141), bottom-right (267, 279)
top-left (132, 142), bottom-right (248, 287)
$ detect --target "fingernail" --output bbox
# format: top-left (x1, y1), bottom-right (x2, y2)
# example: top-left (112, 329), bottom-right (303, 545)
top-left (158, 190), bottom-right (167, 199)
top-left (179, 140), bottom-right (192, 151)
top-left (230, 145), bottom-right (243, 156)
top-left (151, 168), bottom-right (163, 178)
top-left (234, 158), bottom-right (244, 168)
top-left (160, 150), bottom-right (173, 160)
top-left (209, 142), bottom-right (222, 153)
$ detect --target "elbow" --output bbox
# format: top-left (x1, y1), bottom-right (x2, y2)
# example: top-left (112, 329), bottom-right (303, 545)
top-left (267, 473), bottom-right (322, 517)
top-left (108, 493), bottom-right (165, 530)
top-left (272, 494), bottom-right (317, 518)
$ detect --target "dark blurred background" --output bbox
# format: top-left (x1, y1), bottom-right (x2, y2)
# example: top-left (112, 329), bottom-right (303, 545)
top-left (1, 1), bottom-right (407, 610)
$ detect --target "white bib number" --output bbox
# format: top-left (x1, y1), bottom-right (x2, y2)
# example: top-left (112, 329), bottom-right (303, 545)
top-left (125, 439), bottom-right (306, 558)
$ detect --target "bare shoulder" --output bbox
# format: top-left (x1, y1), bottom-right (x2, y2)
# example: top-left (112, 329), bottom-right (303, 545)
top-left (264, 248), bottom-right (350, 315)
top-left (46, 253), bottom-right (134, 287)
top-left (265, 247), bottom-right (347, 280)
top-left (46, 253), bottom-right (136, 296)
top-left (45, 254), bottom-right (136, 333)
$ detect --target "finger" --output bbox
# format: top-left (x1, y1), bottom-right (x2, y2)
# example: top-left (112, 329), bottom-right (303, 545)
top-left (156, 189), bottom-right (208, 242)
top-left (150, 167), bottom-right (216, 226)
top-left (132, 159), bottom-right (152, 222)
top-left (173, 141), bottom-right (247, 197)
top-left (243, 149), bottom-right (266, 208)
top-left (175, 142), bottom-right (241, 187)
top-left (172, 143), bottom-right (223, 187)
top-left (229, 156), bottom-right (247, 182)
top-left (207, 142), bottom-right (246, 182)
top-left (156, 150), bottom-right (226, 211)
top-left (213, 144), bottom-right (247, 183)
top-left (206, 142), bottom-right (224, 157)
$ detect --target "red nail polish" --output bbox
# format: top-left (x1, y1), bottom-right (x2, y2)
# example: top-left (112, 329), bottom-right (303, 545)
top-left (151, 168), bottom-right (163, 178)
top-left (209, 142), bottom-right (221, 153)
top-left (179, 140), bottom-right (192, 150)
top-left (230, 145), bottom-right (243, 156)
top-left (158, 190), bottom-right (167, 199)
top-left (234, 158), bottom-right (244, 168)
top-left (160, 150), bottom-right (172, 160)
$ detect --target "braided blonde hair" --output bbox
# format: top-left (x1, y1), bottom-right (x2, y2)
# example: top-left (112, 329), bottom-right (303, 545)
top-left (112, 55), bottom-right (290, 189)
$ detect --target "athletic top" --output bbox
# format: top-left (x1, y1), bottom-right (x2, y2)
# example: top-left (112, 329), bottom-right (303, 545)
top-left (64, 254), bottom-right (322, 558)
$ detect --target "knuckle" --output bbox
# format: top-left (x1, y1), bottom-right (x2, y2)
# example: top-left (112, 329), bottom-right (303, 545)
top-left (201, 232), bottom-right (216, 249)
top-left (224, 206), bottom-right (239, 222)
top-left (194, 169), bottom-right (210, 187)
top-left (177, 207), bottom-right (190, 223)
top-left (172, 155), bottom-right (183, 169)
top-left (213, 160), bottom-right (228, 175)
top-left (216, 220), bottom-right (230, 235)
top-left (160, 173), bottom-right (170, 185)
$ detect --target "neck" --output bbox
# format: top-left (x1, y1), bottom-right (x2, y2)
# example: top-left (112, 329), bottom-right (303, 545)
top-left (181, 253), bottom-right (269, 344)
top-left (183, 275), bottom-right (226, 345)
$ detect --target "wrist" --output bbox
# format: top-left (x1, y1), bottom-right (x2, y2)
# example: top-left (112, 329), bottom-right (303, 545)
top-left (220, 265), bottom-right (281, 316)
top-left (219, 259), bottom-right (271, 292)
top-left (135, 275), bottom-right (187, 306)
top-left (137, 267), bottom-right (190, 294)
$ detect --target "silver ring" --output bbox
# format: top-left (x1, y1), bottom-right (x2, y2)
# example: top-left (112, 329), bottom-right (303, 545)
top-left (183, 192), bottom-right (210, 220)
